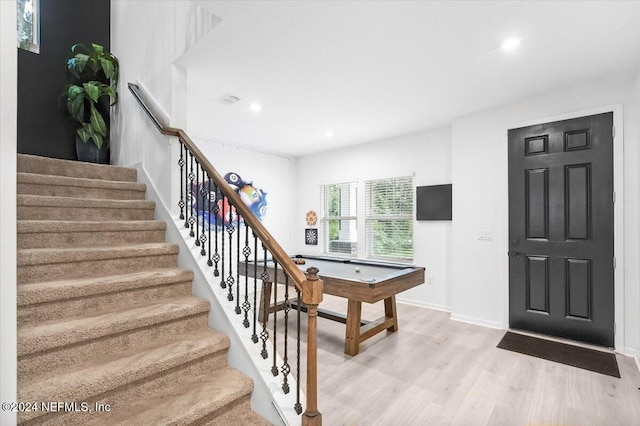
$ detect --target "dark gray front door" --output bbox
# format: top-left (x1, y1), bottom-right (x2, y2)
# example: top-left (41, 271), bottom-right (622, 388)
top-left (508, 112), bottom-right (614, 347)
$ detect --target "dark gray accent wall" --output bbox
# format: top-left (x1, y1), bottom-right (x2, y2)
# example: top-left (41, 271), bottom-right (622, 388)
top-left (18, 0), bottom-right (110, 160)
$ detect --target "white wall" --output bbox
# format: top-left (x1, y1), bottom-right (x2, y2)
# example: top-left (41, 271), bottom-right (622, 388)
top-left (192, 138), bottom-right (294, 252)
top-left (451, 75), bottom-right (640, 355)
top-left (0, 1), bottom-right (18, 424)
top-left (292, 75), bottom-right (639, 359)
top-left (111, 0), bottom-right (219, 206)
top-left (110, 4), bottom-right (292, 421)
top-left (633, 72), bottom-right (640, 361)
top-left (293, 127), bottom-right (453, 311)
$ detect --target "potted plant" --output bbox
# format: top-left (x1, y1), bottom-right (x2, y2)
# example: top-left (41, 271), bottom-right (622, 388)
top-left (62, 43), bottom-right (118, 163)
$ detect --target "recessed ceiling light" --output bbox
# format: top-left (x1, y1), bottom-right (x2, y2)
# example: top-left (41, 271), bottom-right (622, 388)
top-left (325, 129), bottom-right (334, 139)
top-left (501, 37), bottom-right (522, 53)
top-left (501, 37), bottom-right (522, 52)
top-left (249, 102), bottom-right (262, 113)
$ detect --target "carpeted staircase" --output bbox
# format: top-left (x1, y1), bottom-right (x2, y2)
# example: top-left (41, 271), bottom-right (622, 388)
top-left (16, 154), bottom-right (270, 425)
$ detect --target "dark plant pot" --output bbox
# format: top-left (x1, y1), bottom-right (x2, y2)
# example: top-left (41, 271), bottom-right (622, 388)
top-left (76, 136), bottom-right (110, 164)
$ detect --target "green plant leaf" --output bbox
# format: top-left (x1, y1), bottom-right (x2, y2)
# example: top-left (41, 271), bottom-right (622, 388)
top-left (83, 82), bottom-right (100, 103)
top-left (67, 54), bottom-right (88, 78)
top-left (79, 122), bottom-right (104, 149)
top-left (91, 132), bottom-right (104, 149)
top-left (100, 85), bottom-right (117, 104)
top-left (91, 43), bottom-right (104, 56)
top-left (89, 103), bottom-right (107, 137)
top-left (77, 125), bottom-right (91, 142)
top-left (100, 58), bottom-right (115, 80)
top-left (67, 85), bottom-right (85, 121)
top-left (71, 44), bottom-right (89, 55)
top-left (107, 53), bottom-right (119, 84)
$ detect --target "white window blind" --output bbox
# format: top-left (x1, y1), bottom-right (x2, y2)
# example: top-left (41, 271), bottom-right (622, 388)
top-left (321, 182), bottom-right (357, 255)
top-left (365, 176), bottom-right (414, 261)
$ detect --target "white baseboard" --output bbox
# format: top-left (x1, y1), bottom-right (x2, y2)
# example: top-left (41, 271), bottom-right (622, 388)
top-left (396, 299), bottom-right (505, 330)
top-left (450, 313), bottom-right (504, 330)
top-left (396, 297), bottom-right (451, 313)
top-left (624, 347), bottom-right (640, 373)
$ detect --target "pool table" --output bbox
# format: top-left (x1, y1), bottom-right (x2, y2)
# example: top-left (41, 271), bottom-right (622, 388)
top-left (239, 255), bottom-right (425, 356)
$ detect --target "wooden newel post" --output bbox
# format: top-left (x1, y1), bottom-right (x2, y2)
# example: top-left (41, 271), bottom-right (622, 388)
top-left (302, 267), bottom-right (323, 426)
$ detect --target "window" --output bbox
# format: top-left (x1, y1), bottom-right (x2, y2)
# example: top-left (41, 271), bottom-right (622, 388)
top-left (365, 176), bottom-right (414, 261)
top-left (321, 182), bottom-right (357, 256)
top-left (17, 0), bottom-right (40, 53)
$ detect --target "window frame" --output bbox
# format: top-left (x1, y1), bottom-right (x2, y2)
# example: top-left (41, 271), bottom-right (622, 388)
top-left (17, 0), bottom-right (40, 54)
top-left (364, 175), bottom-right (414, 263)
top-left (320, 181), bottom-right (358, 257)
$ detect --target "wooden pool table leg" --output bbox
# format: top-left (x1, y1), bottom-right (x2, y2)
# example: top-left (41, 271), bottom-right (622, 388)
top-left (344, 296), bottom-right (400, 356)
top-left (258, 280), bottom-right (273, 324)
top-left (384, 295), bottom-right (399, 332)
top-left (345, 300), bottom-right (363, 356)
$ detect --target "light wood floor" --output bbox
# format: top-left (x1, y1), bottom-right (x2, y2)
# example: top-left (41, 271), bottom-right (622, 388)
top-left (274, 293), bottom-right (640, 426)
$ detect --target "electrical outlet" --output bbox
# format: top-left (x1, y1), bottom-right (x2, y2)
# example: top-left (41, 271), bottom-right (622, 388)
top-left (426, 276), bottom-right (434, 285)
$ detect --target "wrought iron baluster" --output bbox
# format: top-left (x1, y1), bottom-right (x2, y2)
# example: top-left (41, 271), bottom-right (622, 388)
top-left (260, 246), bottom-right (269, 359)
top-left (220, 195), bottom-right (226, 289)
top-left (281, 274), bottom-right (290, 394)
top-left (207, 175), bottom-right (212, 266)
top-left (242, 221), bottom-right (251, 328)
top-left (178, 143), bottom-right (185, 220)
top-left (251, 232), bottom-right (258, 343)
top-left (184, 148), bottom-right (190, 229)
top-left (226, 212), bottom-right (234, 301)
top-left (188, 153), bottom-right (195, 236)
top-left (235, 214), bottom-right (242, 314)
top-left (295, 287), bottom-right (302, 415)
top-left (199, 164), bottom-right (207, 256)
top-left (271, 261), bottom-right (279, 376)
top-left (195, 161), bottom-right (200, 246)
top-left (212, 182), bottom-right (220, 277)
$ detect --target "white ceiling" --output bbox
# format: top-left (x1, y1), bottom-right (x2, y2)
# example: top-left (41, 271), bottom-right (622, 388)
top-left (179, 1), bottom-right (640, 157)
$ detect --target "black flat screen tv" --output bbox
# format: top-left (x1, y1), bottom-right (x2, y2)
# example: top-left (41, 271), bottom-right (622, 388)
top-left (416, 184), bottom-right (452, 220)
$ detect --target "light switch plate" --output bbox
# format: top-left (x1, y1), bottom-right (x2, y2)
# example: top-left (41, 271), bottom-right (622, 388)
top-left (478, 230), bottom-right (493, 241)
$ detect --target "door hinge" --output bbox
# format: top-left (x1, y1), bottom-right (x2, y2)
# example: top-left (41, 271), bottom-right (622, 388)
top-left (613, 192), bottom-right (616, 204)
top-left (614, 322), bottom-right (616, 335)
top-left (612, 126), bottom-right (615, 138)
top-left (613, 257), bottom-right (616, 269)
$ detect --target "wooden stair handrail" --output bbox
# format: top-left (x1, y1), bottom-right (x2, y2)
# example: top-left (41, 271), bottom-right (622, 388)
top-left (128, 82), bottom-right (307, 290)
top-left (129, 82), bottom-right (322, 425)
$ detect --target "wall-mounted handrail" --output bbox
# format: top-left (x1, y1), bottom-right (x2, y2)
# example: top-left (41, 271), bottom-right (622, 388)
top-left (128, 83), bottom-right (307, 289)
top-left (128, 82), bottom-right (322, 425)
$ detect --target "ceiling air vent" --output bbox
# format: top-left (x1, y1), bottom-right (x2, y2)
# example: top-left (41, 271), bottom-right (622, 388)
top-left (217, 93), bottom-right (242, 106)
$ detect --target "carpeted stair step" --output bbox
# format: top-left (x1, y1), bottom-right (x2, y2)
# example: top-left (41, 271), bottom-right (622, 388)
top-left (17, 243), bottom-right (179, 284)
top-left (18, 172), bottom-right (146, 200)
top-left (18, 328), bottom-right (230, 424)
top-left (15, 154), bottom-right (266, 425)
top-left (18, 153), bottom-right (137, 182)
top-left (17, 220), bottom-right (167, 249)
top-left (17, 195), bottom-right (155, 221)
top-left (18, 268), bottom-right (194, 326)
top-left (83, 367), bottom-right (267, 426)
top-left (205, 398), bottom-right (272, 426)
top-left (206, 397), bottom-right (272, 426)
top-left (18, 296), bottom-right (211, 381)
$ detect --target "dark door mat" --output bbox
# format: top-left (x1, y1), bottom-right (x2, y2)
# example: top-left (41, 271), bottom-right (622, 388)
top-left (497, 331), bottom-right (620, 378)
